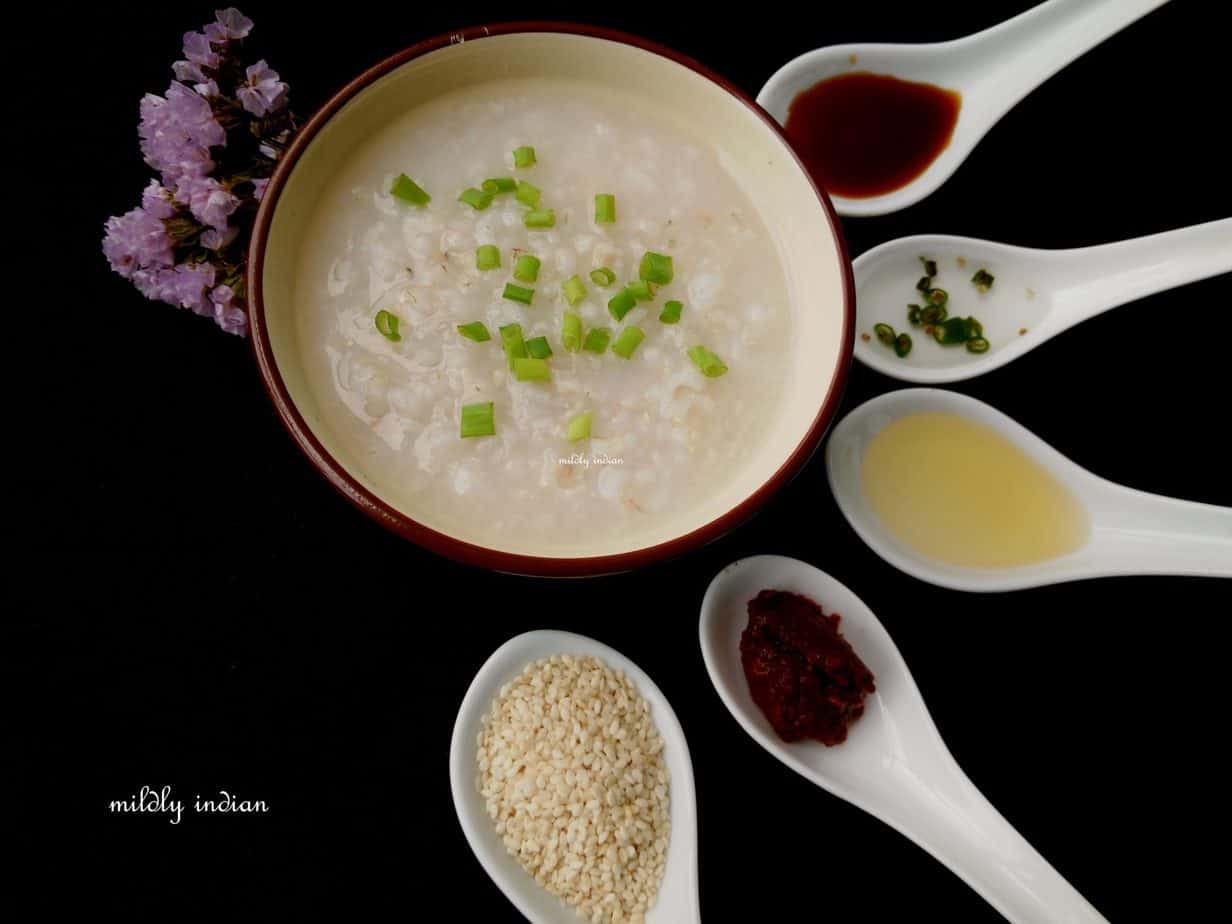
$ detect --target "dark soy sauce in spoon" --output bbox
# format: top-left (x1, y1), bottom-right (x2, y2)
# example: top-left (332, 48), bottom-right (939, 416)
top-left (785, 72), bottom-right (961, 199)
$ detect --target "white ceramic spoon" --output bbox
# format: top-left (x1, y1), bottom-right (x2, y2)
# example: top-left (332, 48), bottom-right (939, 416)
top-left (758, 0), bottom-right (1170, 216)
top-left (853, 219), bottom-right (1232, 382)
top-left (826, 388), bottom-right (1232, 591)
top-left (450, 630), bottom-right (701, 924)
top-left (699, 555), bottom-right (1109, 924)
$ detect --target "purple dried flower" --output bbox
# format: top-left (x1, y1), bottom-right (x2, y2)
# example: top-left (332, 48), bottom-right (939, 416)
top-left (131, 266), bottom-right (172, 302)
top-left (200, 224), bottom-right (239, 251)
top-left (165, 81), bottom-right (226, 149)
top-left (172, 59), bottom-right (207, 84)
top-left (175, 173), bottom-right (240, 231)
top-left (139, 82), bottom-right (224, 185)
top-left (141, 180), bottom-right (177, 220)
top-left (210, 284), bottom-right (249, 336)
top-left (139, 93), bottom-right (207, 183)
top-left (132, 267), bottom-right (187, 305)
top-left (237, 60), bottom-right (287, 117)
top-left (169, 263), bottom-right (218, 315)
top-left (182, 31), bottom-right (219, 70)
top-left (205, 8), bottom-right (254, 43)
top-left (129, 263), bottom-right (215, 318)
top-left (105, 9), bottom-right (288, 338)
top-left (102, 205), bottom-right (174, 279)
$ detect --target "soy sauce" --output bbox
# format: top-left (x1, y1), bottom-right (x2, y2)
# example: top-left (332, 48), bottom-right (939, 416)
top-left (784, 71), bottom-right (961, 199)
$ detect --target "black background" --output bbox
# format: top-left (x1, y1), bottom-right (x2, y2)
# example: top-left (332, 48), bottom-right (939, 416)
top-left (16, 0), bottom-right (1231, 919)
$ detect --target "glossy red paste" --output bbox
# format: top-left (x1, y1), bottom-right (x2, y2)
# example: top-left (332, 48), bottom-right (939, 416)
top-left (784, 71), bottom-right (961, 199)
top-left (740, 589), bottom-right (876, 745)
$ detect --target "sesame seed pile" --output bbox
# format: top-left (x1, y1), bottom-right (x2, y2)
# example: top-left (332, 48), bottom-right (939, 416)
top-left (477, 654), bottom-right (671, 924)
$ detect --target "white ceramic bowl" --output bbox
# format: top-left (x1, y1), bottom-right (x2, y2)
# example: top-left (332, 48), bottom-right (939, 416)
top-left (249, 24), bottom-right (853, 575)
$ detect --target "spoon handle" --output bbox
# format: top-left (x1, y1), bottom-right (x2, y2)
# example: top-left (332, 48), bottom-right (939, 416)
top-left (872, 753), bottom-right (1108, 923)
top-left (1089, 483), bottom-right (1232, 578)
top-left (964, 0), bottom-right (1170, 118)
top-left (1047, 219), bottom-right (1232, 326)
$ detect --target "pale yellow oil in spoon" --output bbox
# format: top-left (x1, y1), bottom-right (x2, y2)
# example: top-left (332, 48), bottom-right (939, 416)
top-left (861, 413), bottom-right (1090, 569)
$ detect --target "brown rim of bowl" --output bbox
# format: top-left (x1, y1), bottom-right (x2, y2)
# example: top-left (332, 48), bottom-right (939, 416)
top-left (247, 21), bottom-right (855, 577)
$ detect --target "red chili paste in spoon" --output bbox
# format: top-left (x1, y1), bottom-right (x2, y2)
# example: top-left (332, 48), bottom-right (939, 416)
top-left (740, 589), bottom-right (876, 745)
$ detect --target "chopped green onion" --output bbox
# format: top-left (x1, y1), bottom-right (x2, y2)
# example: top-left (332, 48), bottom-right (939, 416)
top-left (589, 267), bottom-right (616, 287)
top-left (933, 317), bottom-right (972, 345)
top-left (512, 356), bottom-right (551, 382)
top-left (524, 209), bottom-right (555, 229)
top-left (375, 310), bottom-right (401, 342)
top-left (926, 288), bottom-right (949, 307)
top-left (873, 323), bottom-right (895, 346)
top-left (562, 312), bottom-right (583, 352)
top-left (458, 187), bottom-right (493, 210)
top-left (921, 303), bottom-right (947, 325)
top-left (894, 333), bottom-right (913, 358)
top-left (390, 174), bottom-right (431, 206)
top-left (687, 345), bottom-right (728, 378)
top-left (476, 244), bottom-right (500, 271)
top-left (626, 280), bottom-right (654, 302)
top-left (594, 193), bottom-right (616, 224)
top-left (513, 254), bottom-right (541, 283)
top-left (460, 401), bottom-right (495, 438)
top-left (967, 336), bottom-right (991, 354)
top-left (920, 256), bottom-right (938, 277)
top-left (972, 269), bottom-right (996, 291)
top-left (907, 304), bottom-right (923, 325)
top-left (502, 283), bottom-right (534, 305)
top-left (512, 146), bottom-right (536, 168)
top-left (562, 275), bottom-right (587, 306)
top-left (566, 411), bottom-right (592, 442)
top-left (583, 327), bottom-right (611, 353)
top-left (638, 251), bottom-right (674, 285)
top-left (482, 176), bottom-right (516, 194)
top-left (916, 276), bottom-right (933, 293)
top-left (525, 335), bottom-right (553, 359)
top-left (608, 288), bottom-right (637, 321)
top-left (499, 323), bottom-right (527, 367)
top-left (659, 300), bottom-right (683, 324)
top-left (611, 326), bottom-right (645, 359)
top-left (515, 181), bottom-right (541, 208)
top-left (456, 321), bottom-right (490, 342)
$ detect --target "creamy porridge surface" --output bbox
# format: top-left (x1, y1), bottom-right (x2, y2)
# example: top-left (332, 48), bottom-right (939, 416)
top-left (296, 78), bottom-right (792, 553)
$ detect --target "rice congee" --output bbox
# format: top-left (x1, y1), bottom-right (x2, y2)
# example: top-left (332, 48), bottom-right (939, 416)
top-left (295, 78), bottom-right (792, 554)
